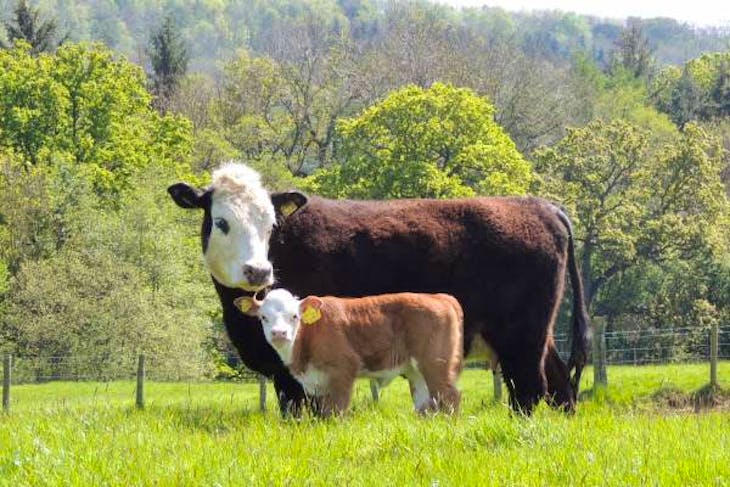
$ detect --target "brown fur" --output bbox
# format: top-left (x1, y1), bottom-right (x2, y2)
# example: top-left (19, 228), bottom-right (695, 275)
top-left (289, 293), bottom-right (463, 416)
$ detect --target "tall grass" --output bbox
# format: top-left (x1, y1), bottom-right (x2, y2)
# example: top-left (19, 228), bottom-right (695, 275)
top-left (1, 363), bottom-right (728, 486)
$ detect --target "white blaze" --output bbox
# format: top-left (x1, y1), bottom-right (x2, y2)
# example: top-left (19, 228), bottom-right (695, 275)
top-left (204, 163), bottom-right (276, 290)
top-left (256, 289), bottom-right (302, 364)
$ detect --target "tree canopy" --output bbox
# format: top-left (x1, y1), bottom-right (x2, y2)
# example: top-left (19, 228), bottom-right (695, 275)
top-left (307, 83), bottom-right (533, 199)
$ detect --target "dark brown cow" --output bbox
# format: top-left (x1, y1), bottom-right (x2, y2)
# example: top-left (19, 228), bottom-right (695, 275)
top-left (169, 163), bottom-right (590, 415)
top-left (267, 193), bottom-right (591, 414)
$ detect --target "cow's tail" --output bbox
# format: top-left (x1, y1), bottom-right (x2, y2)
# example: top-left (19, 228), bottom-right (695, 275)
top-left (556, 208), bottom-right (591, 399)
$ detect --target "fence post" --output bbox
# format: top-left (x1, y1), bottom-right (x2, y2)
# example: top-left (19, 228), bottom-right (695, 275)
top-left (136, 354), bottom-right (145, 409)
top-left (593, 317), bottom-right (608, 388)
top-left (2, 354), bottom-right (10, 412)
top-left (369, 379), bottom-right (379, 403)
top-left (258, 375), bottom-right (267, 412)
top-left (710, 322), bottom-right (718, 388)
top-left (492, 365), bottom-right (503, 403)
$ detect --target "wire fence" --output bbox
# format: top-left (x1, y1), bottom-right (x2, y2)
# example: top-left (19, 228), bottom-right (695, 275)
top-left (2, 325), bottom-right (727, 412)
top-left (552, 325), bottom-right (729, 365)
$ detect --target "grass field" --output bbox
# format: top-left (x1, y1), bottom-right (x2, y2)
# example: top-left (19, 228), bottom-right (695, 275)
top-left (1, 363), bottom-right (728, 486)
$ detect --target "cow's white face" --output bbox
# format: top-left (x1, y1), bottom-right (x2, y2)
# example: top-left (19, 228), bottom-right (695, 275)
top-left (255, 289), bottom-right (302, 362)
top-left (168, 162), bottom-right (308, 291)
top-left (205, 189), bottom-right (275, 290)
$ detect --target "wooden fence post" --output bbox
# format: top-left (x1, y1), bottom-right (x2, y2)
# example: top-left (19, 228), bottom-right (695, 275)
top-left (492, 364), bottom-right (503, 403)
top-left (258, 375), bottom-right (267, 412)
top-left (370, 379), bottom-right (379, 403)
top-left (593, 317), bottom-right (608, 388)
top-left (710, 322), bottom-right (718, 388)
top-left (2, 354), bottom-right (10, 412)
top-left (136, 354), bottom-right (145, 409)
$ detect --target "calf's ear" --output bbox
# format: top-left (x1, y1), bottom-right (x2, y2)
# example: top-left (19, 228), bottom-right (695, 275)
top-left (271, 191), bottom-right (308, 220)
top-left (167, 183), bottom-right (205, 209)
top-left (234, 296), bottom-right (261, 317)
top-left (299, 296), bottom-right (324, 325)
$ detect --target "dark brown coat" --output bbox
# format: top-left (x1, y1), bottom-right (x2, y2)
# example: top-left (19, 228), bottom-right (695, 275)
top-left (268, 193), bottom-right (590, 414)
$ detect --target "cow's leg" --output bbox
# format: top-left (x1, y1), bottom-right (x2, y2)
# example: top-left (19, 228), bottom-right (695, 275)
top-left (319, 375), bottom-right (354, 417)
top-left (544, 343), bottom-right (575, 412)
top-left (273, 370), bottom-right (306, 417)
top-left (498, 342), bottom-right (547, 416)
top-left (405, 367), bottom-right (434, 413)
top-left (417, 361), bottom-right (461, 415)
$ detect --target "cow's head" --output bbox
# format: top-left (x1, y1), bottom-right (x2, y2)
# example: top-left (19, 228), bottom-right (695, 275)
top-left (167, 162), bottom-right (307, 291)
top-left (235, 289), bottom-right (323, 361)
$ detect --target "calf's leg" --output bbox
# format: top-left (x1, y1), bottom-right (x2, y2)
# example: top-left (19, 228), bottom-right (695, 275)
top-left (405, 367), bottom-right (435, 413)
top-left (417, 360), bottom-right (461, 414)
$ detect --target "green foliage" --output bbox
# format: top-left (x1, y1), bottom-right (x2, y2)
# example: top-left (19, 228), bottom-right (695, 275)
top-left (0, 43), bottom-right (212, 372)
top-left (147, 14), bottom-right (189, 113)
top-left (1, 162), bottom-right (216, 373)
top-left (535, 119), bottom-right (729, 318)
top-left (0, 42), bottom-right (192, 196)
top-left (0, 0), bottom-right (64, 54)
top-left (308, 83), bottom-right (532, 199)
top-left (652, 52), bottom-right (730, 126)
top-left (609, 20), bottom-right (654, 79)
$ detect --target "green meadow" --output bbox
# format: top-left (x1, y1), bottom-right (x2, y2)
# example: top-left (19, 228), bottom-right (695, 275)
top-left (1, 363), bottom-right (728, 486)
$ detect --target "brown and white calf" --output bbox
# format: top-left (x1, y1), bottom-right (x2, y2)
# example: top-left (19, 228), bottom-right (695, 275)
top-left (236, 289), bottom-right (463, 416)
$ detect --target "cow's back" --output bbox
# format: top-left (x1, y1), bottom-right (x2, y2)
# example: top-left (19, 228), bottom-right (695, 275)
top-left (299, 293), bottom-right (462, 374)
top-left (270, 196), bottom-right (568, 342)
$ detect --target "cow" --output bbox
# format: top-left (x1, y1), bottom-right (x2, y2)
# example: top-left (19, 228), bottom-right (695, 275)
top-left (168, 162), bottom-right (591, 415)
top-left (235, 289), bottom-right (463, 416)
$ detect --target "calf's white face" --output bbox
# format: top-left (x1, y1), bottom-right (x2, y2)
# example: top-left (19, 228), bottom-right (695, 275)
top-left (256, 289), bottom-right (302, 349)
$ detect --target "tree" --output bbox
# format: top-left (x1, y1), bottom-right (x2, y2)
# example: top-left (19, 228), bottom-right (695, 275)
top-left (307, 83), bottom-right (533, 199)
top-left (535, 119), bottom-right (728, 312)
top-left (147, 14), bottom-right (189, 114)
top-left (609, 19), bottom-right (654, 79)
top-left (0, 0), bottom-right (65, 54)
top-left (0, 41), bottom-right (192, 195)
top-left (651, 53), bottom-right (730, 126)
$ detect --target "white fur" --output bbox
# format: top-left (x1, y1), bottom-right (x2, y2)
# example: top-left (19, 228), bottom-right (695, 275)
top-left (204, 162), bottom-right (276, 290)
top-left (363, 364), bottom-right (408, 388)
top-left (256, 289), bottom-right (302, 364)
top-left (294, 366), bottom-right (329, 396)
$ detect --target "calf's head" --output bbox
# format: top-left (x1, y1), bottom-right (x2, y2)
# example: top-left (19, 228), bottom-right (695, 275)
top-left (235, 289), bottom-right (323, 355)
top-left (167, 162), bottom-right (307, 291)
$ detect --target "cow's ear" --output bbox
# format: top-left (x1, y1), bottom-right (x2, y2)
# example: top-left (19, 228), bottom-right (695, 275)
top-left (168, 183), bottom-right (205, 209)
top-left (234, 296), bottom-right (261, 317)
top-left (271, 191), bottom-right (308, 220)
top-left (299, 296), bottom-right (323, 325)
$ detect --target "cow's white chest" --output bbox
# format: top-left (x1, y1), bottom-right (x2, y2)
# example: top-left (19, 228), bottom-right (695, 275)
top-left (294, 367), bottom-right (329, 395)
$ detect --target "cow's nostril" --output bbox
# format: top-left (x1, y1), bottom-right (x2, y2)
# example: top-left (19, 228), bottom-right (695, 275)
top-left (243, 263), bottom-right (272, 285)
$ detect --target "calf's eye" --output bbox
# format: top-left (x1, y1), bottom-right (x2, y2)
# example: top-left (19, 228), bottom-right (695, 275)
top-left (214, 218), bottom-right (229, 234)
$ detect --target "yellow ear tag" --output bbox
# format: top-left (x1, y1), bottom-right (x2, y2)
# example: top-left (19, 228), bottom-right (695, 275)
top-left (236, 297), bottom-right (253, 313)
top-left (301, 305), bottom-right (322, 325)
top-left (281, 201), bottom-right (298, 217)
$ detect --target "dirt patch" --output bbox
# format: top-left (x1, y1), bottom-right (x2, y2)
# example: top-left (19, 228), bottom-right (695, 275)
top-left (652, 385), bottom-right (730, 413)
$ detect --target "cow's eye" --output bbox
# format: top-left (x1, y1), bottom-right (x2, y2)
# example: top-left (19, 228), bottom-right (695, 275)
top-left (214, 218), bottom-right (229, 234)
top-left (291, 314), bottom-right (298, 321)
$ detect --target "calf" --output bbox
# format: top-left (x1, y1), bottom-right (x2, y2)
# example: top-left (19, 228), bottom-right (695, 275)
top-left (236, 289), bottom-right (463, 416)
